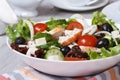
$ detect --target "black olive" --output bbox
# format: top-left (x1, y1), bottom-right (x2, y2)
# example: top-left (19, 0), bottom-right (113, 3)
top-left (96, 38), bottom-right (109, 49)
top-left (15, 37), bottom-right (26, 44)
top-left (60, 46), bottom-right (71, 56)
top-left (94, 33), bottom-right (105, 39)
top-left (98, 23), bottom-right (113, 33)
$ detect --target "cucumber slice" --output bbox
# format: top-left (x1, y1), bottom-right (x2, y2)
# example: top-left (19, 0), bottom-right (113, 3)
top-left (44, 48), bottom-right (64, 61)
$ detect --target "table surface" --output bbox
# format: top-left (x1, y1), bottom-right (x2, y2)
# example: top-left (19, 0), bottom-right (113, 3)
top-left (0, 0), bottom-right (118, 74)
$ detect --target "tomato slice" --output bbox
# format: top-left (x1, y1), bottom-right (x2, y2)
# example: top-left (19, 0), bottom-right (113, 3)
top-left (65, 57), bottom-right (86, 61)
top-left (33, 23), bottom-right (47, 34)
top-left (66, 22), bottom-right (83, 30)
top-left (77, 34), bottom-right (98, 47)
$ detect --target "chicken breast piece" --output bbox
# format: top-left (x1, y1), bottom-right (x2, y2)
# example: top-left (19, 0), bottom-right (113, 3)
top-left (59, 28), bottom-right (82, 46)
top-left (48, 26), bottom-right (64, 39)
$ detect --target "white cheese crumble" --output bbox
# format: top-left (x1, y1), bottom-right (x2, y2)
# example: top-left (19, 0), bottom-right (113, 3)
top-left (35, 37), bottom-right (47, 46)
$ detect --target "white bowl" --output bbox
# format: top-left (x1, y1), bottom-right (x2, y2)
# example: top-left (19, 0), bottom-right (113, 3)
top-left (6, 18), bottom-right (120, 77)
top-left (7, 38), bottom-right (120, 77)
top-left (7, 0), bottom-right (43, 17)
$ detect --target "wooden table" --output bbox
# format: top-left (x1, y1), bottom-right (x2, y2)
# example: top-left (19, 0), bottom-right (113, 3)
top-left (0, 0), bottom-right (118, 74)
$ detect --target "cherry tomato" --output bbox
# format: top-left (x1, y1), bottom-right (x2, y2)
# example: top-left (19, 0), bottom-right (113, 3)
top-left (77, 34), bottom-right (98, 47)
top-left (66, 22), bottom-right (83, 30)
top-left (33, 23), bottom-right (47, 34)
top-left (65, 57), bottom-right (86, 61)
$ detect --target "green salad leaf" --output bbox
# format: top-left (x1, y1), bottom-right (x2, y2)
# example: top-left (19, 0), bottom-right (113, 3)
top-left (46, 18), bottom-right (78, 31)
top-left (46, 18), bottom-right (67, 30)
top-left (67, 18), bottom-right (77, 23)
top-left (34, 32), bottom-right (59, 50)
top-left (100, 48), bottom-right (112, 58)
top-left (6, 18), bottom-right (30, 42)
top-left (34, 33), bottom-right (55, 42)
top-left (110, 44), bottom-right (120, 55)
top-left (92, 11), bottom-right (118, 30)
top-left (87, 50), bottom-right (101, 60)
top-left (6, 24), bottom-right (16, 42)
top-left (92, 11), bottom-right (107, 25)
top-left (87, 44), bottom-right (120, 60)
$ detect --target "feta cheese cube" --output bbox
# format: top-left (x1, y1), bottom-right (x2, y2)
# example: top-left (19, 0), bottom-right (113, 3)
top-left (35, 37), bottom-right (47, 46)
top-left (111, 30), bottom-right (120, 38)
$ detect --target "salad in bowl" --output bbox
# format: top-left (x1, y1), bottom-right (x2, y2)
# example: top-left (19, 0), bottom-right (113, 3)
top-left (6, 11), bottom-right (120, 76)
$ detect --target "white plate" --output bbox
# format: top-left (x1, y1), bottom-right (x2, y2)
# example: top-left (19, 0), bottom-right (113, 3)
top-left (50, 0), bottom-right (109, 11)
top-left (102, 1), bottom-right (120, 23)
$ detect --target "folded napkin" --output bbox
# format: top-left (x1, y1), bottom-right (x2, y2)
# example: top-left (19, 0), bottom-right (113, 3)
top-left (1, 63), bottom-right (120, 80)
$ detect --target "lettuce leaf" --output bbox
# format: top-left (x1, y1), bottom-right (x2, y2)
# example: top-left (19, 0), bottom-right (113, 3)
top-left (110, 44), bottom-right (120, 55)
top-left (92, 11), bottom-right (107, 25)
top-left (46, 18), bottom-right (67, 30)
top-left (87, 50), bottom-right (101, 60)
top-left (6, 18), bottom-right (30, 42)
top-left (92, 11), bottom-right (118, 30)
top-left (33, 33), bottom-right (55, 42)
top-left (87, 45), bottom-right (120, 60)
